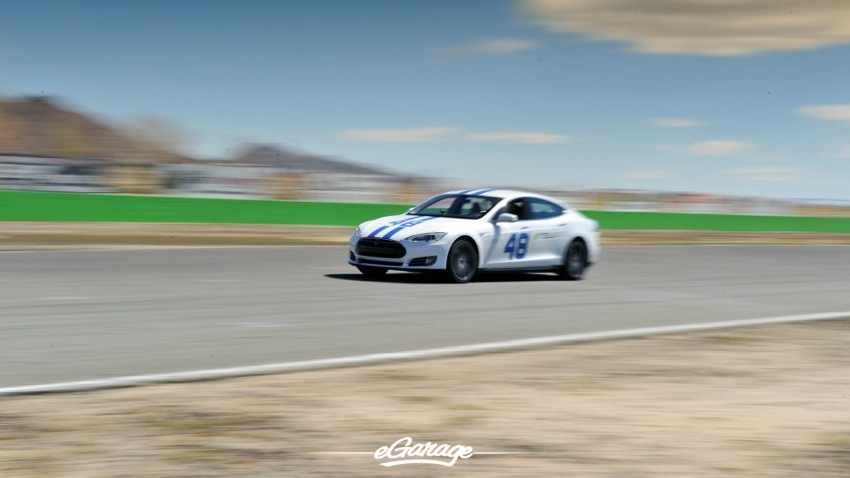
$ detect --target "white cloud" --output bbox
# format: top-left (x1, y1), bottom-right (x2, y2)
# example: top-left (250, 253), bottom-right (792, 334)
top-left (683, 141), bottom-right (752, 157)
top-left (625, 170), bottom-right (670, 179)
top-left (648, 118), bottom-right (703, 128)
top-left (465, 132), bottom-right (570, 144)
top-left (520, 0), bottom-right (850, 56)
top-left (732, 167), bottom-right (805, 182)
top-left (796, 104), bottom-right (850, 125)
top-left (341, 127), bottom-right (458, 143)
top-left (441, 37), bottom-right (541, 55)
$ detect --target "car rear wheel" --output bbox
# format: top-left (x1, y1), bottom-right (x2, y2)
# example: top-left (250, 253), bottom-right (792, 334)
top-left (560, 239), bottom-right (587, 280)
top-left (446, 239), bottom-right (478, 283)
top-left (357, 265), bottom-right (387, 278)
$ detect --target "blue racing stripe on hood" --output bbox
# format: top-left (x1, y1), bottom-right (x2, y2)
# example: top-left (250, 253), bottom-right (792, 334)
top-left (382, 216), bottom-right (440, 239)
top-left (470, 189), bottom-right (493, 196)
top-left (367, 225), bottom-right (392, 238)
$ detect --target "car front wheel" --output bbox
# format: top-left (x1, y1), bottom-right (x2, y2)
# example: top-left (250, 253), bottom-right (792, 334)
top-left (560, 240), bottom-right (587, 280)
top-left (446, 239), bottom-right (478, 283)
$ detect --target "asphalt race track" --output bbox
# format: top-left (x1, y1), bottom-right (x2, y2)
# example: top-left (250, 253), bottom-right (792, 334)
top-left (1, 245), bottom-right (848, 389)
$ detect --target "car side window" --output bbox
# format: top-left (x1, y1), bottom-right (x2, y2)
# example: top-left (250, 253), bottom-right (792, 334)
top-left (528, 198), bottom-right (566, 220)
top-left (504, 199), bottom-right (529, 220)
top-left (457, 197), bottom-right (494, 217)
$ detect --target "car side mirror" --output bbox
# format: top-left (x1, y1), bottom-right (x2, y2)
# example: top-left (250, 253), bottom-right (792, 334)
top-left (495, 213), bottom-right (519, 223)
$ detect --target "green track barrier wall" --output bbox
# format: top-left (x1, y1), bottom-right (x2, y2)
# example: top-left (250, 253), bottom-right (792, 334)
top-left (0, 191), bottom-right (407, 226)
top-left (581, 210), bottom-right (850, 233)
top-left (2, 190), bottom-right (849, 233)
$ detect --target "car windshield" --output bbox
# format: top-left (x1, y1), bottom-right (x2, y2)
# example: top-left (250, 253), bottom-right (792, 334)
top-left (408, 194), bottom-right (498, 219)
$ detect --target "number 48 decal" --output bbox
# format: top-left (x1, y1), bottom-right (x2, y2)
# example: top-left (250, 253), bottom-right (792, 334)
top-left (504, 233), bottom-right (529, 259)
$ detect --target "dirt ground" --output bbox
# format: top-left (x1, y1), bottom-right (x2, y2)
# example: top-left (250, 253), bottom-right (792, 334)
top-left (1, 319), bottom-right (848, 477)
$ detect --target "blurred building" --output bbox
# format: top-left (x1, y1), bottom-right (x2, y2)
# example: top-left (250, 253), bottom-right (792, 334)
top-left (0, 154), bottom-right (110, 193)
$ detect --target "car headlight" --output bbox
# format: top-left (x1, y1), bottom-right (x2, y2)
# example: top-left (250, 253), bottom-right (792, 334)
top-left (354, 226), bottom-right (362, 236)
top-left (405, 232), bottom-right (447, 243)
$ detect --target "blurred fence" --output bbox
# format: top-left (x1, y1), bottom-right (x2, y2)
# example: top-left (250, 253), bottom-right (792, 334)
top-left (0, 154), bottom-right (433, 204)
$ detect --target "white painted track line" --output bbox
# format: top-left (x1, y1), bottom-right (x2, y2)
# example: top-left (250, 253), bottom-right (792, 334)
top-left (1, 311), bottom-right (847, 396)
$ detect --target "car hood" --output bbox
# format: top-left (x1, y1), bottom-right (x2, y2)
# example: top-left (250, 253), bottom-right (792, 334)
top-left (360, 214), bottom-right (476, 241)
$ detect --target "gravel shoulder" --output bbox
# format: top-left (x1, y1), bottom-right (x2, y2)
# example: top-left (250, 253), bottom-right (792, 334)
top-left (1, 319), bottom-right (848, 477)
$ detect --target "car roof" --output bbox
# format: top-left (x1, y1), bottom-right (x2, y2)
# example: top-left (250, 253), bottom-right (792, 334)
top-left (444, 188), bottom-right (556, 201)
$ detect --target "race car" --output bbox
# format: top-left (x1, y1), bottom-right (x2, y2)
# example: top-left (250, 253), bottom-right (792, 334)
top-left (348, 188), bottom-right (600, 283)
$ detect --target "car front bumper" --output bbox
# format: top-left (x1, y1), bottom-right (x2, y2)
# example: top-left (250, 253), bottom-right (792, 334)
top-left (348, 236), bottom-right (449, 271)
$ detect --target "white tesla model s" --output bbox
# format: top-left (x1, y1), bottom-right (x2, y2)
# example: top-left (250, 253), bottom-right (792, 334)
top-left (348, 188), bottom-right (600, 283)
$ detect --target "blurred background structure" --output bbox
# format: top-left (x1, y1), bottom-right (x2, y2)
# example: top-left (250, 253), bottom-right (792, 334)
top-left (2, 96), bottom-right (849, 217)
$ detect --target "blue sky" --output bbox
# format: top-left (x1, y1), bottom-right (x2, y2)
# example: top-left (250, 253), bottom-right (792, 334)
top-left (2, 0), bottom-right (850, 200)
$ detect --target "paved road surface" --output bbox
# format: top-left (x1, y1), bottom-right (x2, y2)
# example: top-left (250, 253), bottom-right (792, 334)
top-left (1, 245), bottom-right (848, 388)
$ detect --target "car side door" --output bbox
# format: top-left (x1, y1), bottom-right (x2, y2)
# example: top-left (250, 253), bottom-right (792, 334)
top-left (485, 198), bottom-right (544, 270)
top-left (524, 197), bottom-right (571, 267)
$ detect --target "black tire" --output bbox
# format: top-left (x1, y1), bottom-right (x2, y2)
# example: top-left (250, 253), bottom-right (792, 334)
top-left (560, 240), bottom-right (587, 280)
top-left (446, 238), bottom-right (478, 283)
top-left (357, 265), bottom-right (388, 278)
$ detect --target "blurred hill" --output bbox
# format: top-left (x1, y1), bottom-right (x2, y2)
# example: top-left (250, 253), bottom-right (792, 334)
top-left (231, 144), bottom-right (394, 176)
top-left (0, 96), bottom-right (194, 164)
top-left (0, 96), bottom-right (394, 175)
top-left (0, 95), bottom-right (417, 199)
